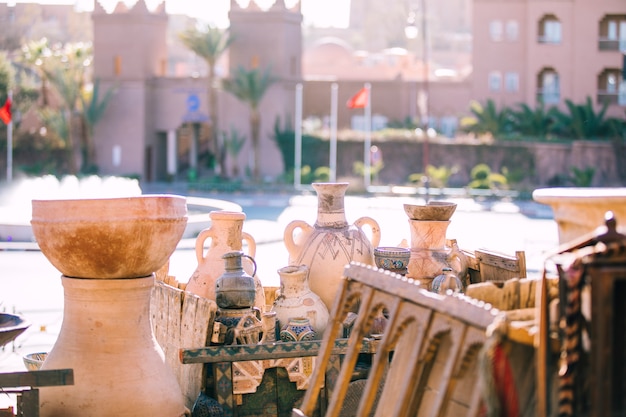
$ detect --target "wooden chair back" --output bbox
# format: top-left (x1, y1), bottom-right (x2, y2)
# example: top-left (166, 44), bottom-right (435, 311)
top-left (473, 248), bottom-right (526, 283)
top-left (292, 262), bottom-right (497, 417)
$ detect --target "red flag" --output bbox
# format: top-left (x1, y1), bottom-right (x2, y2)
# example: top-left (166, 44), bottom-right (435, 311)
top-left (346, 87), bottom-right (368, 109)
top-left (0, 97), bottom-right (11, 125)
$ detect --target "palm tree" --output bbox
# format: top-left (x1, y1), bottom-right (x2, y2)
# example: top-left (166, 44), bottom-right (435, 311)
top-left (551, 97), bottom-right (612, 140)
top-left (222, 65), bottom-right (277, 181)
top-left (81, 79), bottom-right (116, 172)
top-left (509, 102), bottom-right (558, 140)
top-left (19, 38), bottom-right (51, 107)
top-left (179, 24), bottom-right (233, 177)
top-left (43, 42), bottom-right (92, 174)
top-left (461, 99), bottom-right (513, 138)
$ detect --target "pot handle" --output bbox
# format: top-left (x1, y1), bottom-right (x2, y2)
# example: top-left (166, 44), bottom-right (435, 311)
top-left (242, 231), bottom-right (257, 258)
top-left (242, 253), bottom-right (258, 277)
top-left (354, 216), bottom-right (382, 248)
top-left (195, 227), bottom-right (216, 263)
top-left (283, 220), bottom-right (313, 257)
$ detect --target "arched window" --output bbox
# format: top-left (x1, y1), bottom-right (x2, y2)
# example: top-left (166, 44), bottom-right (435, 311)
top-left (537, 68), bottom-right (560, 104)
top-left (597, 68), bottom-right (626, 105)
top-left (538, 14), bottom-right (561, 44)
top-left (599, 14), bottom-right (626, 51)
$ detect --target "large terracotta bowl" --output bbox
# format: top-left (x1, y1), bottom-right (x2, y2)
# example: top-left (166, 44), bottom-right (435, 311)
top-left (31, 195), bottom-right (188, 279)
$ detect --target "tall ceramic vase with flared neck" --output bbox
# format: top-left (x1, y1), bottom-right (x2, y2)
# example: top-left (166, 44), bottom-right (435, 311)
top-left (406, 219), bottom-right (461, 289)
top-left (186, 210), bottom-right (265, 310)
top-left (283, 182), bottom-right (381, 310)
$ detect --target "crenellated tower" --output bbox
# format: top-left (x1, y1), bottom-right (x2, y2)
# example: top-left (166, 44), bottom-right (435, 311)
top-left (91, 0), bottom-right (168, 179)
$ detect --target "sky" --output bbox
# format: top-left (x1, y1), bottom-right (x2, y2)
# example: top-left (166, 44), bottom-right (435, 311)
top-left (1, 0), bottom-right (351, 28)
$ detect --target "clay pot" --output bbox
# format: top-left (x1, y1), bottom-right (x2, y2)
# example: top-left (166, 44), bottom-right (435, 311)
top-left (31, 195), bottom-right (187, 279)
top-left (186, 211), bottom-right (265, 310)
top-left (39, 276), bottom-right (185, 417)
top-left (283, 183), bottom-right (381, 310)
top-left (272, 265), bottom-right (329, 338)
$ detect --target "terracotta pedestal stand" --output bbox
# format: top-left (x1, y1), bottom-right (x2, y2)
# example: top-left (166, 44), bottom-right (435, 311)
top-left (40, 276), bottom-right (185, 417)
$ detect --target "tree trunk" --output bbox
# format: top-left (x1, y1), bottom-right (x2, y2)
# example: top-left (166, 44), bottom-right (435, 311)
top-left (66, 109), bottom-right (78, 174)
top-left (208, 66), bottom-right (224, 177)
top-left (251, 109), bottom-right (261, 182)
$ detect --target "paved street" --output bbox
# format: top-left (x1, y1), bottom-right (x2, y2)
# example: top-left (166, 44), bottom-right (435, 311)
top-left (0, 191), bottom-right (559, 384)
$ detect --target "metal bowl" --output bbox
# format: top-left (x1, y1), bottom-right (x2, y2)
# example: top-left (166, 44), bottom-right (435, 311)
top-left (0, 313), bottom-right (30, 348)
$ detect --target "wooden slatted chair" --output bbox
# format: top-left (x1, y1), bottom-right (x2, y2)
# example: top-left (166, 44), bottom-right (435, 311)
top-left (292, 262), bottom-right (498, 417)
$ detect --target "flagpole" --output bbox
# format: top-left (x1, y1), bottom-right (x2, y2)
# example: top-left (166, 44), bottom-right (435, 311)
top-left (364, 83), bottom-right (371, 190)
top-left (294, 83), bottom-right (303, 189)
top-left (6, 90), bottom-right (12, 182)
top-left (329, 83), bottom-right (338, 183)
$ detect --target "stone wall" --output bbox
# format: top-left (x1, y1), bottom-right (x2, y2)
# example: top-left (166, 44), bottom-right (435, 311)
top-left (300, 138), bottom-right (624, 190)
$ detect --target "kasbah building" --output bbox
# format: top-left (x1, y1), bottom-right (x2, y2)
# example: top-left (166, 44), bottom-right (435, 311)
top-left (2, 0), bottom-right (626, 182)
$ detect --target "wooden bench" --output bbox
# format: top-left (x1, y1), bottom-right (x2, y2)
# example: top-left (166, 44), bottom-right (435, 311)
top-left (0, 369), bottom-right (74, 417)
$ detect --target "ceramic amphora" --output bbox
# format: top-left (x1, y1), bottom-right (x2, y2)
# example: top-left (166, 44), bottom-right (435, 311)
top-left (283, 182), bottom-right (381, 310)
top-left (186, 211), bottom-right (265, 310)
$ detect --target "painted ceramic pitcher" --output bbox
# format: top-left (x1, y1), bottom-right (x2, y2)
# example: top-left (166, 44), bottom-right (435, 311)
top-left (283, 182), bottom-right (381, 310)
top-left (186, 210), bottom-right (265, 310)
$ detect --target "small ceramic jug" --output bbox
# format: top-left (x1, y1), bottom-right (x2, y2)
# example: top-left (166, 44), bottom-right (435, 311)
top-left (215, 251), bottom-right (257, 309)
top-left (272, 264), bottom-right (329, 338)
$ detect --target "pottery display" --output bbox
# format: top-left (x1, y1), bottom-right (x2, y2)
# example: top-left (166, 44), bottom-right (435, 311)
top-left (272, 264), bottom-right (330, 338)
top-left (31, 196), bottom-right (187, 417)
top-left (31, 195), bottom-right (188, 278)
top-left (283, 182), bottom-right (381, 310)
top-left (374, 246), bottom-right (410, 275)
top-left (280, 317), bottom-right (316, 342)
top-left (186, 210), bottom-right (265, 310)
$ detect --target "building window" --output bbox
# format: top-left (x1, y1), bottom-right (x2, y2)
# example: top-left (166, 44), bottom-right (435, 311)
top-left (505, 72), bottom-right (519, 92)
top-left (538, 15), bottom-right (561, 44)
top-left (489, 71), bottom-right (502, 91)
top-left (490, 20), bottom-right (503, 41)
top-left (597, 68), bottom-right (626, 105)
top-left (537, 68), bottom-right (560, 104)
top-left (506, 20), bottom-right (519, 41)
top-left (599, 15), bottom-right (626, 51)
